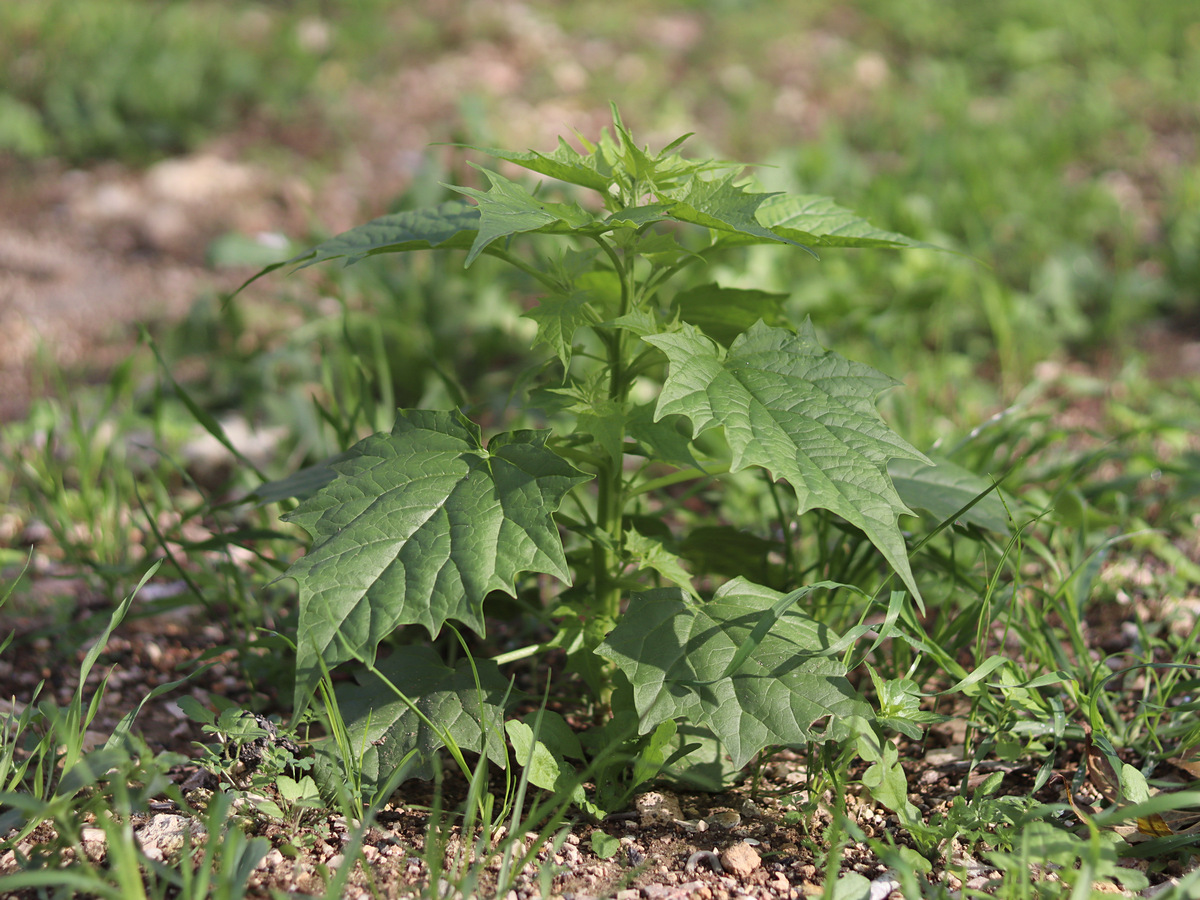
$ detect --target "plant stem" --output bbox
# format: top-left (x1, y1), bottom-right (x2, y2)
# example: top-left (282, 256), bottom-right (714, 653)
top-left (590, 235), bottom-right (637, 712)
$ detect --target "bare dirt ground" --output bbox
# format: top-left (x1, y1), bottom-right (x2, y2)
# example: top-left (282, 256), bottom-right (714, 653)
top-left (1, 583), bottom-right (1197, 898)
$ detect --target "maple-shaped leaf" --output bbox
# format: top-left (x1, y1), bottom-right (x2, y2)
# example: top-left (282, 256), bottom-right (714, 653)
top-left (596, 579), bottom-right (871, 769)
top-left (449, 168), bottom-right (598, 265)
top-left (643, 320), bottom-right (928, 603)
top-left (283, 410), bottom-right (589, 708)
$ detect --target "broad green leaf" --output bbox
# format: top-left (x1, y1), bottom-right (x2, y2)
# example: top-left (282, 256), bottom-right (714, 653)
top-left (887, 456), bottom-right (1011, 533)
top-left (449, 168), bottom-right (597, 265)
top-left (1120, 763), bottom-right (1152, 804)
top-left (672, 284), bottom-right (790, 347)
top-left (659, 723), bottom-right (742, 792)
top-left (312, 647), bottom-right (513, 794)
top-left (590, 831), bottom-right (621, 859)
top-left (664, 175), bottom-right (808, 251)
top-left (698, 581), bottom-right (855, 685)
top-left (520, 709), bottom-right (585, 761)
top-left (751, 193), bottom-right (926, 250)
top-left (284, 410), bottom-right (590, 706)
top-left (861, 742), bottom-right (922, 828)
top-left (826, 873), bottom-right (874, 900)
top-left (632, 719), bottom-right (678, 788)
top-left (596, 579), bottom-right (871, 769)
top-left (644, 320), bottom-right (928, 603)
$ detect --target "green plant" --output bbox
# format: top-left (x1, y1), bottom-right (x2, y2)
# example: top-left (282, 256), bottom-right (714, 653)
top-left (242, 106), bottom-right (1005, 804)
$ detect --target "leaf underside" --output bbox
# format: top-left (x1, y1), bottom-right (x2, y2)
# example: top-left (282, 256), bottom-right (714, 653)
top-left (888, 455), bottom-right (1011, 533)
top-left (726, 193), bottom-right (929, 250)
top-left (644, 319), bottom-right (929, 603)
top-left (284, 409), bottom-right (589, 708)
top-left (596, 579), bottom-right (870, 769)
top-left (294, 202), bottom-right (480, 269)
top-left (312, 647), bottom-right (513, 794)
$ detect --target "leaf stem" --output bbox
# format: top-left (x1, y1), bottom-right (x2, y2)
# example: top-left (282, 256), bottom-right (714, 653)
top-left (485, 247), bottom-right (561, 291)
top-left (764, 473), bottom-right (798, 584)
top-left (629, 460), bottom-right (730, 497)
top-left (490, 642), bottom-right (547, 666)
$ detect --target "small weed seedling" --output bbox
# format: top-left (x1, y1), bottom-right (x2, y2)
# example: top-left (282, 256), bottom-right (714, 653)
top-left (242, 106), bottom-right (993, 805)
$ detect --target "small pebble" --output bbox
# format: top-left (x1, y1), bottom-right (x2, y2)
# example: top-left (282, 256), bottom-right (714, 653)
top-left (719, 842), bottom-right (761, 878)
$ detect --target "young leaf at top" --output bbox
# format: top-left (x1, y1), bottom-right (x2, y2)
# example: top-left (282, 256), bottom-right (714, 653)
top-left (662, 175), bottom-right (812, 253)
top-left (449, 167), bottom-right (598, 265)
top-left (284, 409), bottom-right (590, 708)
top-left (596, 579), bottom-right (871, 769)
top-left (459, 136), bottom-right (615, 194)
top-left (644, 320), bottom-right (929, 604)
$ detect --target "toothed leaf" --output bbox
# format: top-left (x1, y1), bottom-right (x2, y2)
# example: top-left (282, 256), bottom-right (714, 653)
top-left (596, 579), bottom-right (871, 769)
top-left (644, 320), bottom-right (927, 604)
top-left (663, 175), bottom-right (810, 252)
top-left (449, 168), bottom-right (598, 265)
top-left (737, 193), bottom-right (928, 250)
top-left (284, 410), bottom-right (589, 707)
top-left (312, 647), bottom-right (514, 793)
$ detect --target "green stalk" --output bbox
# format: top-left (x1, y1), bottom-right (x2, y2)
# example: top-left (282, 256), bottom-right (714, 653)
top-left (589, 234), bottom-right (638, 710)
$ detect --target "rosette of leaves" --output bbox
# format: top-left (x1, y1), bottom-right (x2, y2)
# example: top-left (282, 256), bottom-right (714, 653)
top-left (243, 105), bottom-right (998, 804)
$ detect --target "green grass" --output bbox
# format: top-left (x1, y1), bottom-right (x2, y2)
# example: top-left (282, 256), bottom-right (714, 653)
top-left (1, 0), bottom-right (1199, 896)
top-left (0, 0), bottom-right (422, 163)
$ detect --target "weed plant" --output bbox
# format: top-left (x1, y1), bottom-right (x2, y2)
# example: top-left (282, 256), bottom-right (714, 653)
top-left (2, 2), bottom-right (1200, 888)
top-left (229, 106), bottom-right (1030, 813)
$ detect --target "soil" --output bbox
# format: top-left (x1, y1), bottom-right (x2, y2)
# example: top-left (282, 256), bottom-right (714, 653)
top-left (3, 3), bottom-right (1200, 896)
top-left (0, 584), bottom-right (1197, 898)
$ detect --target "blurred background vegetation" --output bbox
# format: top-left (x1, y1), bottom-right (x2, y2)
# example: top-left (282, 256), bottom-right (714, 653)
top-left (3, 0), bottom-right (1196, 384)
top-left (1, 0), bottom-right (1197, 614)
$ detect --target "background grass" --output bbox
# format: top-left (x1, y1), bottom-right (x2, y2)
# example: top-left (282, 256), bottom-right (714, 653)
top-left (1, 0), bottom-right (1198, 895)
